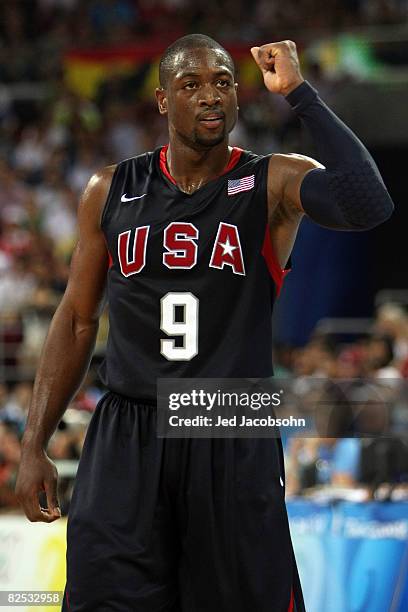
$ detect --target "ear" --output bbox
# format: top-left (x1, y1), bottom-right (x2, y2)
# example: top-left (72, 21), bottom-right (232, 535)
top-left (155, 87), bottom-right (168, 115)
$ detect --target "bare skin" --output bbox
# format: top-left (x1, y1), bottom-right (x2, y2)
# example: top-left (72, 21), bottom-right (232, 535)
top-left (16, 40), bottom-right (320, 522)
top-left (16, 166), bottom-right (115, 522)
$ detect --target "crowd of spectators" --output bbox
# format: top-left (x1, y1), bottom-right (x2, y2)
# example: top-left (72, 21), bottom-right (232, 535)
top-left (1, 0), bottom-right (408, 86)
top-left (1, 1), bottom-right (408, 513)
top-left (274, 303), bottom-right (408, 500)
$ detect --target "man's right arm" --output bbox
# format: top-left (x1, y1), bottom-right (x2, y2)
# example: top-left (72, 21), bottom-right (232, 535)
top-left (16, 166), bottom-right (115, 522)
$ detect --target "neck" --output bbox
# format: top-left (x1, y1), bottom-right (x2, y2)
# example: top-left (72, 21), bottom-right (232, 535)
top-left (166, 137), bottom-right (232, 194)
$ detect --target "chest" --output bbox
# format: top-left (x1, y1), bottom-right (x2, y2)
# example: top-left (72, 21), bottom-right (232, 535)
top-left (116, 220), bottom-right (246, 277)
top-left (104, 159), bottom-right (267, 279)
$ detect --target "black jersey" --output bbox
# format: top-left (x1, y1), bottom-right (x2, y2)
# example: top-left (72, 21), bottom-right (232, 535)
top-left (98, 145), bottom-right (287, 401)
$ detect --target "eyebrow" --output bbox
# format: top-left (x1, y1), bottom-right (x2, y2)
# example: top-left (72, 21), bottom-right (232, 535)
top-left (177, 69), bottom-right (233, 80)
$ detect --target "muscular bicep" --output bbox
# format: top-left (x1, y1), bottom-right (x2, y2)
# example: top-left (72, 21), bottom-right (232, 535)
top-left (267, 154), bottom-right (322, 267)
top-left (62, 168), bottom-right (115, 322)
top-left (268, 153), bottom-right (324, 216)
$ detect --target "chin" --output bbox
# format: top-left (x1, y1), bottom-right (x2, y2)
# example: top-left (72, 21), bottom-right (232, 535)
top-left (193, 130), bottom-right (226, 148)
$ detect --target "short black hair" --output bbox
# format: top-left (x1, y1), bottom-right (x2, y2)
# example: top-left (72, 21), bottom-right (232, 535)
top-left (159, 34), bottom-right (235, 88)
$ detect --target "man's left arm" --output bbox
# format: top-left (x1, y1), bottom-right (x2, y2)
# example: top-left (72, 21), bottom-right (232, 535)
top-left (252, 41), bottom-right (394, 237)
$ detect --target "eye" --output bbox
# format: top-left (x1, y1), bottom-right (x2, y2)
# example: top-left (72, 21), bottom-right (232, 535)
top-left (184, 81), bottom-right (198, 89)
top-left (217, 79), bottom-right (231, 87)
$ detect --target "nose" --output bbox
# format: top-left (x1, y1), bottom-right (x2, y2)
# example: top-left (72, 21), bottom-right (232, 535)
top-left (198, 83), bottom-right (221, 106)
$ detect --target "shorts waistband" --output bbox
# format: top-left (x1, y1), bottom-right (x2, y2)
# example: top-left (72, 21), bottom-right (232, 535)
top-left (104, 389), bottom-right (157, 408)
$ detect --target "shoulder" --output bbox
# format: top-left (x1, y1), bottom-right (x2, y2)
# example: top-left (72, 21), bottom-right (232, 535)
top-left (268, 153), bottom-right (324, 175)
top-left (118, 149), bottom-right (157, 172)
top-left (87, 150), bottom-right (156, 194)
top-left (268, 153), bottom-right (324, 187)
top-left (79, 165), bottom-right (117, 230)
top-left (237, 148), bottom-right (268, 165)
top-left (91, 151), bottom-right (157, 228)
top-left (82, 165), bottom-right (117, 201)
top-left (230, 148), bottom-right (270, 176)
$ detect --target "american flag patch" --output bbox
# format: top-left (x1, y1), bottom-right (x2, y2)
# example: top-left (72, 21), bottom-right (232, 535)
top-left (227, 174), bottom-right (255, 195)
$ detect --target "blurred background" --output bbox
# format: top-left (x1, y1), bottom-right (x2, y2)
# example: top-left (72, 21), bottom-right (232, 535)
top-left (0, 1), bottom-right (408, 611)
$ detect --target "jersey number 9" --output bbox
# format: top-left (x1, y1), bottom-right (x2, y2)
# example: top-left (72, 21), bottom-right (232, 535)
top-left (160, 292), bottom-right (199, 361)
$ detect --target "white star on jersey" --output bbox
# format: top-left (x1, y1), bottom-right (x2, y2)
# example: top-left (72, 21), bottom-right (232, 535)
top-left (218, 237), bottom-right (237, 258)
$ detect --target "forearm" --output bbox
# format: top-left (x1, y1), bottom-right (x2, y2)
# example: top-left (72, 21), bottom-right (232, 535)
top-left (22, 300), bottom-right (99, 451)
top-left (286, 81), bottom-right (394, 229)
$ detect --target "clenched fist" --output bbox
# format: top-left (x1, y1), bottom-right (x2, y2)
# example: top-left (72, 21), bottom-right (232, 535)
top-left (15, 446), bottom-right (61, 523)
top-left (250, 41), bottom-right (304, 96)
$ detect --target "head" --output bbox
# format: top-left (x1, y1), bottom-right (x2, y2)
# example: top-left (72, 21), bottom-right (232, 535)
top-left (156, 34), bottom-right (238, 149)
top-left (375, 303), bottom-right (408, 339)
top-left (367, 334), bottom-right (394, 370)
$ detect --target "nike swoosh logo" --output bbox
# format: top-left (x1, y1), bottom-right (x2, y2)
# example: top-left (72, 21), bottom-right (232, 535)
top-left (121, 193), bottom-right (147, 202)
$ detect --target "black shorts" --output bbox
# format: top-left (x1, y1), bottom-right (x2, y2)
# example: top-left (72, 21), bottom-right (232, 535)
top-left (62, 391), bottom-right (305, 611)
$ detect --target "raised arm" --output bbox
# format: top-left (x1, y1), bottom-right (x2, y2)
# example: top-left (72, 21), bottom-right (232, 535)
top-left (251, 41), bottom-right (394, 266)
top-left (16, 166), bottom-right (115, 522)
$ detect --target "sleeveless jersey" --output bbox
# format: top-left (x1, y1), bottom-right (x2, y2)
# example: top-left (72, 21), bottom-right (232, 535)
top-left (98, 145), bottom-right (287, 401)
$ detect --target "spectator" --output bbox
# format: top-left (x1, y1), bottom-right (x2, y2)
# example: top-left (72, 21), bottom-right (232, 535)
top-left (375, 303), bottom-right (408, 365)
top-left (286, 437), bottom-right (361, 495)
top-left (366, 334), bottom-right (402, 379)
top-left (0, 382), bottom-right (29, 431)
top-left (0, 423), bottom-right (21, 509)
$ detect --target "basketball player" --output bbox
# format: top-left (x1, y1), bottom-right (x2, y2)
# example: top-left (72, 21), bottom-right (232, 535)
top-left (16, 35), bottom-right (393, 611)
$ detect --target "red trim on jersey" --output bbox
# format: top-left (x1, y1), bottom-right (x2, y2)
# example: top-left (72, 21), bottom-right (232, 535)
top-left (159, 144), bottom-right (243, 186)
top-left (103, 235), bottom-right (113, 269)
top-left (223, 146), bottom-right (243, 173)
top-left (288, 588), bottom-right (294, 612)
top-left (261, 226), bottom-right (290, 296)
top-left (160, 145), bottom-right (177, 184)
top-left (65, 590), bottom-right (70, 610)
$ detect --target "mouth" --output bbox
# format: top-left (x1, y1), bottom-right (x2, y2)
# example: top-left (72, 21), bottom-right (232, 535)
top-left (198, 112), bottom-right (225, 129)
